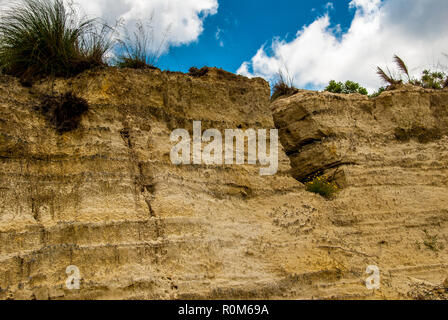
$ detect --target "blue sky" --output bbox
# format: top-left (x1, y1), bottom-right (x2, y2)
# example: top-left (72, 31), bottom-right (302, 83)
top-left (158, 0), bottom-right (356, 73)
top-left (3, 0), bottom-right (445, 91)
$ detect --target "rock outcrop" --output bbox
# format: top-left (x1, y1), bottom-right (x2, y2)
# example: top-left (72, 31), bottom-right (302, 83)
top-left (0, 70), bottom-right (447, 300)
top-left (272, 87), bottom-right (448, 299)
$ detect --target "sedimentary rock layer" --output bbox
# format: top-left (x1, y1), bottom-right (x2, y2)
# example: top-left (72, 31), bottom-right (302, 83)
top-left (0, 70), bottom-right (446, 300)
top-left (272, 87), bottom-right (448, 299)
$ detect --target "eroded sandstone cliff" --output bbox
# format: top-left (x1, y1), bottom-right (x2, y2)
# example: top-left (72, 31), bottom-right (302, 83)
top-left (272, 86), bottom-right (448, 299)
top-left (0, 69), bottom-right (447, 300)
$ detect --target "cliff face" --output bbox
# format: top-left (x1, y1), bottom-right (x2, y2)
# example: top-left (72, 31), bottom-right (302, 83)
top-left (0, 70), bottom-right (447, 300)
top-left (272, 87), bottom-right (448, 299)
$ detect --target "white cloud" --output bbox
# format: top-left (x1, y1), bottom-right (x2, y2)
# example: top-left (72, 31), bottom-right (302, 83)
top-left (80, 0), bottom-right (218, 53)
top-left (0, 0), bottom-right (218, 54)
top-left (325, 2), bottom-right (334, 11)
top-left (215, 27), bottom-right (224, 47)
top-left (237, 0), bottom-right (448, 92)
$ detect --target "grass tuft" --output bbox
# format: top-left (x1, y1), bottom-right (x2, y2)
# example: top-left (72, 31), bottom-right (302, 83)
top-left (188, 67), bottom-right (209, 77)
top-left (393, 54), bottom-right (410, 82)
top-left (271, 71), bottom-right (298, 101)
top-left (115, 20), bottom-right (166, 70)
top-left (376, 66), bottom-right (402, 86)
top-left (0, 0), bottom-right (113, 81)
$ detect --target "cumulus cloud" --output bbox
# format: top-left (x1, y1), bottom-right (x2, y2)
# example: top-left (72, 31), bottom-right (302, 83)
top-left (82, 0), bottom-right (218, 53)
top-left (0, 0), bottom-right (218, 54)
top-left (237, 0), bottom-right (448, 92)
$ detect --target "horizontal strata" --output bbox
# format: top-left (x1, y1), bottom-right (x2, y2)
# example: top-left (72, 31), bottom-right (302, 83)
top-left (0, 70), bottom-right (447, 300)
top-left (271, 87), bottom-right (448, 299)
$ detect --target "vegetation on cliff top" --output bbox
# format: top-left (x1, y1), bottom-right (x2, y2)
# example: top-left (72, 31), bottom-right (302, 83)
top-left (115, 20), bottom-right (165, 70)
top-left (0, 0), bottom-right (164, 82)
top-left (0, 0), bottom-right (113, 80)
top-left (271, 71), bottom-right (299, 101)
top-left (0, 0), bottom-right (446, 98)
top-left (324, 80), bottom-right (368, 95)
top-left (271, 54), bottom-right (447, 100)
top-left (377, 55), bottom-right (448, 90)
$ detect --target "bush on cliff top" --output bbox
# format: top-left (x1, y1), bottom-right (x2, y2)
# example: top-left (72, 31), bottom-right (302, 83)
top-left (412, 70), bottom-right (447, 89)
top-left (325, 80), bottom-right (368, 95)
top-left (0, 0), bottom-right (113, 80)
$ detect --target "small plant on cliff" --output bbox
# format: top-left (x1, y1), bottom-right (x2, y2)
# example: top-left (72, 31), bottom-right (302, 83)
top-left (420, 230), bottom-right (445, 252)
top-left (376, 66), bottom-right (402, 86)
top-left (369, 86), bottom-right (386, 98)
top-left (305, 174), bottom-right (339, 199)
top-left (115, 19), bottom-right (167, 69)
top-left (325, 80), bottom-right (368, 95)
top-left (376, 55), bottom-right (408, 86)
top-left (189, 66), bottom-right (209, 77)
top-left (271, 70), bottom-right (298, 101)
top-left (0, 0), bottom-right (113, 81)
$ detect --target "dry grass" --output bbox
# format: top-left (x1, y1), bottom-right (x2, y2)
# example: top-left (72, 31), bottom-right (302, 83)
top-left (271, 71), bottom-right (298, 101)
top-left (188, 67), bottom-right (209, 77)
top-left (115, 19), bottom-right (167, 70)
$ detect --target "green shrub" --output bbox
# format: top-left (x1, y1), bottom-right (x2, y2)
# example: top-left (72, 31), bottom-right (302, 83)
top-left (305, 174), bottom-right (339, 199)
top-left (0, 0), bottom-right (113, 80)
top-left (412, 70), bottom-right (447, 89)
top-left (325, 80), bottom-right (344, 93)
top-left (325, 80), bottom-right (368, 95)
